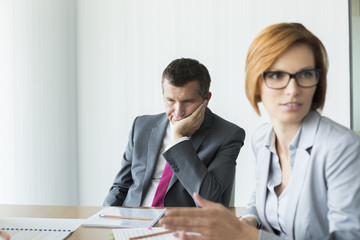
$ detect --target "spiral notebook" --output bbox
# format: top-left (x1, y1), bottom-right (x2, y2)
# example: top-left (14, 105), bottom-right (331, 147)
top-left (0, 217), bottom-right (84, 240)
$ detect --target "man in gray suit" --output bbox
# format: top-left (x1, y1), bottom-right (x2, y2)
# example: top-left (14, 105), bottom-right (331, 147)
top-left (103, 58), bottom-right (245, 207)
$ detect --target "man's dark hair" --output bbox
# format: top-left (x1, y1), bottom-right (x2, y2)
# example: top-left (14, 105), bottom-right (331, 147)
top-left (162, 58), bottom-right (211, 99)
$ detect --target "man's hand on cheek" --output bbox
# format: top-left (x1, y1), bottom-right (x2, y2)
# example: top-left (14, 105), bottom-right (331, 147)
top-left (172, 100), bottom-right (208, 141)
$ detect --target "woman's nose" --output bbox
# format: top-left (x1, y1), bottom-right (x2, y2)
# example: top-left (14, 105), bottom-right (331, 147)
top-left (285, 78), bottom-right (300, 95)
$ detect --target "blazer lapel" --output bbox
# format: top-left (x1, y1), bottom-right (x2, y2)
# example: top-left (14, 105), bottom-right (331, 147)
top-left (283, 149), bottom-right (311, 237)
top-left (142, 115), bottom-right (168, 194)
top-left (168, 169), bottom-right (178, 189)
top-left (189, 108), bottom-right (213, 150)
top-left (283, 111), bottom-right (321, 237)
top-left (256, 141), bottom-right (272, 231)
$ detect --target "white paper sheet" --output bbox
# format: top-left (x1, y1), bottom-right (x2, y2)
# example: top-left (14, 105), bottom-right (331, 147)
top-left (0, 217), bottom-right (84, 240)
top-left (113, 227), bottom-right (177, 240)
top-left (82, 207), bottom-right (167, 228)
top-left (113, 227), bottom-right (201, 240)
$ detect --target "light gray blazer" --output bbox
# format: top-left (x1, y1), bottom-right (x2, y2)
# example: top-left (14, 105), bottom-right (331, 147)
top-left (103, 108), bottom-right (245, 207)
top-left (242, 111), bottom-right (360, 240)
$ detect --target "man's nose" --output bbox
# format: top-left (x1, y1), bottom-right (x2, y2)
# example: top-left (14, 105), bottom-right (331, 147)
top-left (174, 103), bottom-right (185, 116)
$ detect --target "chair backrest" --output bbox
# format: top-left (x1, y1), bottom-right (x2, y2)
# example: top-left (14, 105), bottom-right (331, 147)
top-left (229, 177), bottom-right (236, 207)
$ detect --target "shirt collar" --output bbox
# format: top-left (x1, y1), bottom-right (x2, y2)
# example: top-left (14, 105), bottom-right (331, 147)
top-left (266, 125), bottom-right (303, 153)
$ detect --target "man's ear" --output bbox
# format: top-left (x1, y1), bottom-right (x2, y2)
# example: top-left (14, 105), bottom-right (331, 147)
top-left (205, 92), bottom-right (212, 102)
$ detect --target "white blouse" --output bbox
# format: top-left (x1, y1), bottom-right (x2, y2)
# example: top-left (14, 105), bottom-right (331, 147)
top-left (264, 127), bottom-right (302, 238)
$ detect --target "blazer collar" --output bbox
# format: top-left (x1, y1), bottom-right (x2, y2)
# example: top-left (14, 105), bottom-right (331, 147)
top-left (281, 111), bottom-right (321, 237)
top-left (256, 129), bottom-right (273, 232)
top-left (148, 114), bottom-right (169, 163)
top-left (297, 110), bottom-right (321, 151)
top-left (189, 108), bottom-right (213, 150)
top-left (142, 115), bottom-right (169, 200)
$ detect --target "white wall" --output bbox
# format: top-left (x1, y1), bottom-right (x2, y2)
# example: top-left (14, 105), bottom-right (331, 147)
top-left (0, 0), bottom-right (351, 206)
top-left (77, 0), bottom-right (351, 206)
top-left (0, 0), bottom-right (78, 205)
top-left (352, 16), bottom-right (360, 132)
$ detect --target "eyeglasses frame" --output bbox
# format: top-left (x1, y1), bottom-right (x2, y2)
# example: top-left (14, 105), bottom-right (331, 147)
top-left (261, 68), bottom-right (322, 89)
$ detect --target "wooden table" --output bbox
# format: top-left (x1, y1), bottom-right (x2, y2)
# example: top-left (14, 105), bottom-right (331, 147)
top-left (0, 204), bottom-right (245, 239)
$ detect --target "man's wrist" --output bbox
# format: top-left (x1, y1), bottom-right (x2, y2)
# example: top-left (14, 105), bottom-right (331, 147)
top-left (240, 217), bottom-right (261, 229)
top-left (165, 136), bottom-right (189, 151)
top-left (172, 132), bottom-right (185, 141)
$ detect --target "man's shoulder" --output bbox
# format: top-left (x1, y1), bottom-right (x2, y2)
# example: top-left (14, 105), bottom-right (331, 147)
top-left (209, 110), bottom-right (243, 131)
top-left (207, 110), bottom-right (245, 142)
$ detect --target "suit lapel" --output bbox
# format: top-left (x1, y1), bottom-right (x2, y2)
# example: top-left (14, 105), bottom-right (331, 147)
top-left (283, 149), bottom-right (311, 237)
top-left (168, 169), bottom-right (178, 189)
top-left (189, 108), bottom-right (213, 150)
top-left (257, 143), bottom-right (272, 231)
top-left (142, 115), bottom-right (168, 195)
top-left (283, 111), bottom-right (321, 238)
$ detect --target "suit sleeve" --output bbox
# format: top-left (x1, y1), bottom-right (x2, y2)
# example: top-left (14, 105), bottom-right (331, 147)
top-left (321, 132), bottom-right (360, 239)
top-left (162, 124), bottom-right (245, 205)
top-left (103, 118), bottom-right (137, 206)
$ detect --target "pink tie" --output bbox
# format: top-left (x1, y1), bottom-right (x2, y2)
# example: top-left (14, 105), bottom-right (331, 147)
top-left (151, 163), bottom-right (173, 207)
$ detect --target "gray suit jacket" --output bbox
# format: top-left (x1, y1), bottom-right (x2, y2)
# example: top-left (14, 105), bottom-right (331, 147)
top-left (241, 111), bottom-right (360, 239)
top-left (104, 108), bottom-right (245, 207)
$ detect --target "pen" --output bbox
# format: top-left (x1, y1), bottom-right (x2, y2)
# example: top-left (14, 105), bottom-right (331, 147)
top-left (129, 229), bottom-right (176, 240)
top-left (99, 214), bottom-right (152, 221)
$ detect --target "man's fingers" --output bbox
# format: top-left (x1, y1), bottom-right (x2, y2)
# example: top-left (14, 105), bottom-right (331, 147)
top-left (192, 101), bottom-right (207, 117)
top-left (203, 99), bottom-right (208, 107)
top-left (190, 102), bottom-right (206, 124)
top-left (162, 208), bottom-right (209, 219)
top-left (194, 193), bottom-right (215, 208)
top-left (175, 231), bottom-right (204, 240)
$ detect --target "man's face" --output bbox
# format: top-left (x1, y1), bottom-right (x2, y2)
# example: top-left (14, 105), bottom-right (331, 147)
top-left (162, 79), bottom-right (205, 125)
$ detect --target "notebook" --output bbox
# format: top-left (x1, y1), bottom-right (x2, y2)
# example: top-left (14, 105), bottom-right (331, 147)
top-left (0, 217), bottom-right (84, 240)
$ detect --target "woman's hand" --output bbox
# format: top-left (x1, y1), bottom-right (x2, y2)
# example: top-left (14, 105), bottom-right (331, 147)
top-left (0, 231), bottom-right (10, 240)
top-left (159, 193), bottom-right (259, 240)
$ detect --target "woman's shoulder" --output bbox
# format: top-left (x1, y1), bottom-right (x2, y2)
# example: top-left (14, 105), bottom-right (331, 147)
top-left (303, 111), bottom-right (359, 143)
top-left (318, 115), bottom-right (359, 141)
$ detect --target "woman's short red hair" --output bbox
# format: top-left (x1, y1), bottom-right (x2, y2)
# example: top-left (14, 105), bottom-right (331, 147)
top-left (245, 22), bottom-right (328, 115)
